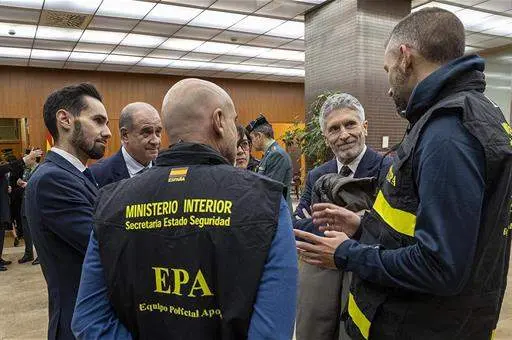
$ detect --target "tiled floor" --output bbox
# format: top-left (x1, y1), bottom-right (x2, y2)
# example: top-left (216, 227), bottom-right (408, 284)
top-left (1, 237), bottom-right (511, 340)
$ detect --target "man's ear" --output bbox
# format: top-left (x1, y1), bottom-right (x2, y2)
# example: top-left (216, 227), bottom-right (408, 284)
top-left (56, 109), bottom-right (73, 133)
top-left (399, 44), bottom-right (413, 72)
top-left (212, 108), bottom-right (223, 136)
top-left (362, 120), bottom-right (368, 136)
top-left (120, 127), bottom-right (129, 142)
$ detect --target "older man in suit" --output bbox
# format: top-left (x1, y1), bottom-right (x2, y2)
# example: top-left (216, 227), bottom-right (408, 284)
top-left (90, 102), bottom-right (162, 188)
top-left (25, 83), bottom-right (111, 340)
top-left (294, 93), bottom-right (390, 340)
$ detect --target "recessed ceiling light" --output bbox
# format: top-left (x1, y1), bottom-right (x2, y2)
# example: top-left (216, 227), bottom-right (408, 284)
top-left (43, 0), bottom-right (102, 14)
top-left (0, 22), bottom-right (36, 38)
top-left (456, 9), bottom-right (493, 28)
top-left (161, 38), bottom-right (204, 51)
top-left (259, 49), bottom-right (304, 61)
top-left (80, 30), bottom-right (127, 44)
top-left (194, 41), bottom-right (239, 54)
top-left (230, 16), bottom-right (284, 34)
top-left (121, 33), bottom-right (166, 48)
top-left (168, 59), bottom-right (206, 69)
top-left (31, 49), bottom-right (70, 60)
top-left (229, 45), bottom-right (270, 58)
top-left (36, 26), bottom-right (82, 41)
top-left (0, 0), bottom-right (43, 10)
top-left (189, 10), bottom-right (246, 29)
top-left (0, 46), bottom-right (30, 58)
top-left (413, 2), bottom-right (463, 13)
top-left (266, 21), bottom-right (303, 39)
top-left (138, 57), bottom-right (171, 67)
top-left (96, 0), bottom-right (155, 19)
top-left (104, 54), bottom-right (141, 64)
top-left (69, 51), bottom-right (107, 63)
top-left (273, 68), bottom-right (305, 77)
top-left (145, 3), bottom-right (202, 24)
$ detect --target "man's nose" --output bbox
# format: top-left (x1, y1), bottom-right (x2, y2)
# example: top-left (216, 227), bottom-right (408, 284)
top-left (103, 126), bottom-right (112, 139)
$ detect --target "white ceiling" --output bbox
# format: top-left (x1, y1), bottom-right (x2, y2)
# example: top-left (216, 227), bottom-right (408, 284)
top-left (0, 0), bottom-right (511, 83)
top-left (413, 0), bottom-right (512, 54)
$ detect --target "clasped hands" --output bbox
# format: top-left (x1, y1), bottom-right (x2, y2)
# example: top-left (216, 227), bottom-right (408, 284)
top-left (294, 203), bottom-right (361, 269)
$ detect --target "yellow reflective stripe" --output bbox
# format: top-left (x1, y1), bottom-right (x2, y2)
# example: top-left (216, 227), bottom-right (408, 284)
top-left (491, 329), bottom-right (496, 340)
top-left (373, 191), bottom-right (416, 237)
top-left (348, 293), bottom-right (370, 339)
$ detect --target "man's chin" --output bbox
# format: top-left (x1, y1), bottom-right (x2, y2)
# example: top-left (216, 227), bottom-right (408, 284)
top-left (88, 146), bottom-right (106, 160)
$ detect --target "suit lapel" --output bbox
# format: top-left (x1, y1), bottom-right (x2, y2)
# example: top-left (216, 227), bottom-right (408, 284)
top-left (112, 150), bottom-right (130, 180)
top-left (354, 148), bottom-right (378, 178)
top-left (46, 152), bottom-right (98, 195)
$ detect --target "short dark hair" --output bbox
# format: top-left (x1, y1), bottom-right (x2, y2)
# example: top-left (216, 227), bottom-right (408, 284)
top-left (43, 83), bottom-right (102, 140)
top-left (237, 124), bottom-right (251, 142)
top-left (387, 7), bottom-right (465, 64)
top-left (253, 123), bottom-right (274, 139)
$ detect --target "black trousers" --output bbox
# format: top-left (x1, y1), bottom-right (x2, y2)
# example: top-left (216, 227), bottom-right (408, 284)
top-left (21, 199), bottom-right (33, 258)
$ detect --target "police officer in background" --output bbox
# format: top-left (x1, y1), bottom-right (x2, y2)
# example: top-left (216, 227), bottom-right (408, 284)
top-left (295, 8), bottom-right (512, 339)
top-left (71, 78), bottom-right (298, 340)
top-left (247, 115), bottom-right (293, 212)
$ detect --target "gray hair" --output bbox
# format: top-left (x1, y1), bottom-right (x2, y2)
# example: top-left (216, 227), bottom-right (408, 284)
top-left (119, 102), bottom-right (158, 132)
top-left (318, 93), bottom-right (365, 132)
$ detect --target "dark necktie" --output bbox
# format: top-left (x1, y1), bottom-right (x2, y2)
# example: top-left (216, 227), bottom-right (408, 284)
top-left (83, 168), bottom-right (98, 187)
top-left (339, 165), bottom-right (352, 177)
top-left (135, 167), bottom-right (149, 176)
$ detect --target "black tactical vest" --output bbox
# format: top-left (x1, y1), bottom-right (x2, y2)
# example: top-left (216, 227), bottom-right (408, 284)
top-left (345, 91), bottom-right (512, 340)
top-left (94, 143), bottom-right (283, 340)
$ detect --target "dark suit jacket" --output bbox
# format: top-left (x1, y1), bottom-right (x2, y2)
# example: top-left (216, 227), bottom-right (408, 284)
top-left (293, 147), bottom-right (391, 232)
top-left (89, 149), bottom-right (129, 188)
top-left (25, 151), bottom-right (98, 340)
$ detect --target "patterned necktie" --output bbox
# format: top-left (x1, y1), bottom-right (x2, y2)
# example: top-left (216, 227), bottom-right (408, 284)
top-left (83, 168), bottom-right (98, 187)
top-left (339, 165), bottom-right (352, 177)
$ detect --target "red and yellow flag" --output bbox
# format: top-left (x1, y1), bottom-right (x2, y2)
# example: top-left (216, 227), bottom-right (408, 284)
top-left (45, 131), bottom-right (54, 151)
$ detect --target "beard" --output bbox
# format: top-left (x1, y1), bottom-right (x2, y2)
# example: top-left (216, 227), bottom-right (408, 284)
top-left (390, 66), bottom-right (412, 117)
top-left (71, 120), bottom-right (106, 160)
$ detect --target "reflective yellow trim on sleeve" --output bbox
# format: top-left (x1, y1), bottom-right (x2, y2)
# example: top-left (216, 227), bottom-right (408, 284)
top-left (491, 329), bottom-right (495, 340)
top-left (348, 293), bottom-right (370, 339)
top-left (373, 190), bottom-right (416, 237)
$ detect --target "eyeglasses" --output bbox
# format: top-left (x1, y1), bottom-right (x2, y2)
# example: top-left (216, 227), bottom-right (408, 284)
top-left (237, 139), bottom-right (250, 151)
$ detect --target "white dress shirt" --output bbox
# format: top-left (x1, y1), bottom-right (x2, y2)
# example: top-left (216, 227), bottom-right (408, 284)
top-left (51, 147), bottom-right (86, 172)
top-left (336, 145), bottom-right (367, 178)
top-left (121, 146), bottom-right (152, 178)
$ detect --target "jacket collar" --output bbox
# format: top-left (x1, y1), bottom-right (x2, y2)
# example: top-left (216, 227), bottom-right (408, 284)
top-left (155, 142), bottom-right (232, 167)
top-left (405, 54), bottom-right (486, 126)
top-left (45, 151), bottom-right (98, 193)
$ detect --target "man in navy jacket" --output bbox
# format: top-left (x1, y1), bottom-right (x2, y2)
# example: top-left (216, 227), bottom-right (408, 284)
top-left (25, 83), bottom-right (111, 340)
top-left (294, 93), bottom-right (390, 340)
top-left (90, 102), bottom-right (162, 188)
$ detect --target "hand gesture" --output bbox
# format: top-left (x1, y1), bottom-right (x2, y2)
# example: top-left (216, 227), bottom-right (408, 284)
top-left (294, 229), bottom-right (349, 269)
top-left (312, 203), bottom-right (361, 237)
top-left (23, 148), bottom-right (43, 167)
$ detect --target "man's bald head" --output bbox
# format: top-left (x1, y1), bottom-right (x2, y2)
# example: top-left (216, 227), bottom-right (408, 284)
top-left (119, 102), bottom-right (162, 166)
top-left (162, 78), bottom-right (238, 164)
top-left (119, 102), bottom-right (158, 132)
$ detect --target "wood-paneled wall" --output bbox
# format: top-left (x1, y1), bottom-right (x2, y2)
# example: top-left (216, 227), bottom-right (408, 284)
top-left (0, 66), bottom-right (305, 158)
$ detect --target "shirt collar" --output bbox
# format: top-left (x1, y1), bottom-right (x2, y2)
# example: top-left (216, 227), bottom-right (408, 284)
top-left (122, 146), bottom-right (151, 178)
top-left (51, 147), bottom-right (86, 172)
top-left (336, 145), bottom-right (367, 176)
